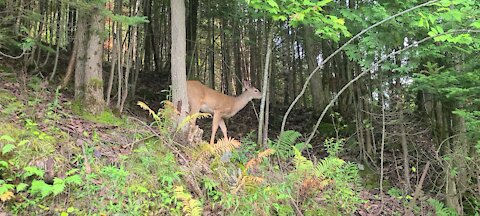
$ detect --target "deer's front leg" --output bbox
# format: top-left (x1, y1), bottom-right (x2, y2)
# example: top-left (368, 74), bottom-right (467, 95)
top-left (219, 118), bottom-right (228, 141)
top-left (210, 112), bottom-right (221, 145)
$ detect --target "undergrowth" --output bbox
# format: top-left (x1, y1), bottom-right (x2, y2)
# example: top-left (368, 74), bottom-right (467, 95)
top-left (1, 75), bottom-right (365, 215)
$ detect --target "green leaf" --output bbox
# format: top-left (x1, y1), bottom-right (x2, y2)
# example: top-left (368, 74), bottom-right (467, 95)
top-left (29, 180), bottom-right (51, 198)
top-left (64, 175), bottom-right (83, 185)
top-left (18, 140), bottom-right (29, 146)
top-left (0, 161), bottom-right (8, 168)
top-left (266, 0), bottom-right (279, 9)
top-left (67, 207), bottom-right (75, 213)
top-left (0, 135), bottom-right (14, 142)
top-left (471, 21), bottom-right (480, 29)
top-left (23, 166), bottom-right (45, 178)
top-left (16, 183), bottom-right (29, 192)
top-left (2, 144), bottom-right (15, 154)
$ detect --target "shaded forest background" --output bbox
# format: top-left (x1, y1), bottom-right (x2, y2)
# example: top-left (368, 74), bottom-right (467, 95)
top-left (0, 0), bottom-right (479, 215)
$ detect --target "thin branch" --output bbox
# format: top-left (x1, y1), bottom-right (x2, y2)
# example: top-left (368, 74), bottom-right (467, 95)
top-left (409, 161), bottom-right (431, 209)
top-left (0, 49), bottom-right (28, 59)
top-left (281, 0), bottom-right (440, 133)
top-left (380, 88), bottom-right (386, 213)
top-left (305, 29), bottom-right (480, 145)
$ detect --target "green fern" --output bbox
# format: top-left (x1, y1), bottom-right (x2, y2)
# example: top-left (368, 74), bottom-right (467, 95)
top-left (174, 186), bottom-right (203, 216)
top-left (314, 157), bottom-right (345, 178)
top-left (195, 138), bottom-right (242, 161)
top-left (176, 112), bottom-right (210, 132)
top-left (428, 198), bottom-right (458, 216)
top-left (137, 101), bottom-right (161, 122)
top-left (323, 138), bottom-right (344, 157)
top-left (293, 147), bottom-right (313, 174)
top-left (271, 130), bottom-right (302, 159)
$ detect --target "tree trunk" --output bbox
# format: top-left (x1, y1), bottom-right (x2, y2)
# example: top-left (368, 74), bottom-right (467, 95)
top-left (83, 6), bottom-right (105, 114)
top-left (233, 15), bottom-right (243, 94)
top-left (257, 29), bottom-right (273, 146)
top-left (74, 12), bottom-right (88, 100)
top-left (186, 0), bottom-right (198, 76)
top-left (304, 27), bottom-right (325, 112)
top-left (143, 0), bottom-right (152, 73)
top-left (171, 0), bottom-right (189, 131)
top-left (209, 16), bottom-right (215, 88)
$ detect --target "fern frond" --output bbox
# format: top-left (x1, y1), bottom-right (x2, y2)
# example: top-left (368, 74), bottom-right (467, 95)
top-left (211, 138), bottom-right (241, 155)
top-left (427, 198), bottom-right (458, 216)
top-left (293, 147), bottom-right (313, 174)
top-left (232, 175), bottom-right (264, 194)
top-left (245, 148), bottom-right (275, 173)
top-left (137, 101), bottom-right (160, 121)
top-left (272, 130), bottom-right (302, 159)
top-left (176, 113), bottom-right (211, 132)
top-left (174, 186), bottom-right (203, 216)
top-left (243, 175), bottom-right (264, 186)
top-left (258, 148), bottom-right (275, 158)
top-left (194, 138), bottom-right (241, 161)
top-left (314, 157), bottom-right (345, 178)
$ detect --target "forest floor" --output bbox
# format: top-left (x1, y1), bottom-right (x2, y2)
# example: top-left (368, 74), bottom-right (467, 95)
top-left (0, 63), bottom-right (435, 215)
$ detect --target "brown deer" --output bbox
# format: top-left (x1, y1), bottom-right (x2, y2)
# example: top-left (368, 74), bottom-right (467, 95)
top-left (187, 80), bottom-right (262, 144)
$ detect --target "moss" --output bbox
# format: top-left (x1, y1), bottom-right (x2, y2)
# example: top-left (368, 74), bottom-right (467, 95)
top-left (70, 100), bottom-right (125, 126)
top-left (86, 78), bottom-right (103, 89)
top-left (83, 110), bottom-right (126, 126)
top-left (318, 122), bottom-right (337, 137)
top-left (359, 165), bottom-right (393, 190)
top-left (0, 89), bottom-right (16, 101)
top-left (0, 122), bottom-right (66, 168)
top-left (0, 91), bottom-right (23, 116)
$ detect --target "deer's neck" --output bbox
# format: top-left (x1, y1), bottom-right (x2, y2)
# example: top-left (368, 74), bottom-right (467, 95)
top-left (228, 93), bottom-right (252, 117)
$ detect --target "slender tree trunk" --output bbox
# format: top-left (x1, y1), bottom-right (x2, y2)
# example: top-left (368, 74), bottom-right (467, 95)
top-left (304, 27), bottom-right (325, 112)
top-left (143, 0), bottom-right (152, 73)
top-left (186, 0), bottom-right (198, 76)
top-left (257, 29), bottom-right (273, 146)
top-left (171, 0), bottom-right (189, 130)
top-left (74, 12), bottom-right (88, 100)
top-left (50, 0), bottom-right (62, 81)
top-left (209, 17), bottom-right (215, 88)
top-left (399, 106), bottom-right (412, 191)
top-left (106, 18), bottom-right (117, 105)
top-left (233, 15), bottom-right (243, 94)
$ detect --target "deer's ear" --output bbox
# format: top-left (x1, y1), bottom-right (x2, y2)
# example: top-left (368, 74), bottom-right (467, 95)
top-left (243, 80), bottom-right (251, 87)
top-left (242, 80), bottom-right (250, 92)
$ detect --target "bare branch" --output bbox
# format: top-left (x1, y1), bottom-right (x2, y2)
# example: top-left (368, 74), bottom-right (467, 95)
top-left (280, 0), bottom-right (440, 133)
top-left (304, 29), bottom-right (480, 145)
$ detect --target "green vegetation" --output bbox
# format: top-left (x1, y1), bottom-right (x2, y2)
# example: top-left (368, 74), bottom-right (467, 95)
top-left (0, 79), bottom-right (366, 215)
top-left (1, 0), bottom-right (479, 214)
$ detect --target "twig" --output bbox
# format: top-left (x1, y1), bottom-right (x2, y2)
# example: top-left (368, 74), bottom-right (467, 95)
top-left (379, 89), bottom-right (386, 214)
top-left (122, 134), bottom-right (155, 151)
top-left (290, 197), bottom-right (304, 216)
top-left (409, 161), bottom-right (431, 209)
top-left (0, 49), bottom-right (28, 59)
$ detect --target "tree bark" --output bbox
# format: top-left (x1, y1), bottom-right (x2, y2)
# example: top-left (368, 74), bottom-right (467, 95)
top-left (186, 0), bottom-right (198, 76)
top-left (74, 12), bottom-right (88, 100)
top-left (83, 6), bottom-right (105, 114)
top-left (304, 27), bottom-right (326, 112)
top-left (171, 0), bottom-right (189, 130)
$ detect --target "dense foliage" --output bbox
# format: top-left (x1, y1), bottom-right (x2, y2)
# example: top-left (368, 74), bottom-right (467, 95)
top-left (1, 0), bottom-right (479, 215)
